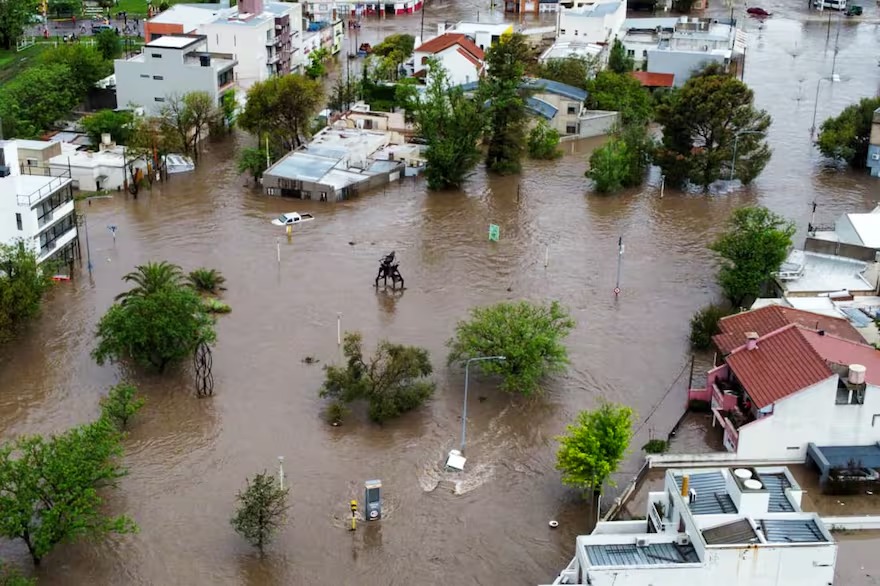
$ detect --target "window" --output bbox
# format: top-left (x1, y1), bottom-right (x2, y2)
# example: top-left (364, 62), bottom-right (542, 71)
top-left (153, 75), bottom-right (164, 80)
top-left (154, 97), bottom-right (166, 102)
top-left (151, 53), bottom-right (162, 58)
top-left (15, 213), bottom-right (22, 231)
top-left (25, 158), bottom-right (38, 167)
top-left (627, 49), bottom-right (635, 57)
top-left (836, 384), bottom-right (865, 405)
top-left (566, 124), bottom-right (577, 134)
top-left (363, 119), bottom-right (374, 129)
top-left (560, 29), bottom-right (566, 35)
top-left (567, 105), bottom-right (578, 115)
top-left (574, 30), bottom-right (579, 36)
top-left (140, 74), bottom-right (150, 78)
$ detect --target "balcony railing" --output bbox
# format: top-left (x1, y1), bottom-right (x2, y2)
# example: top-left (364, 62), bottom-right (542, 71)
top-left (16, 169), bottom-right (72, 208)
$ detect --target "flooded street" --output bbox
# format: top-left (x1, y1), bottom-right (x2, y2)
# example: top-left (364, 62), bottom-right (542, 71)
top-left (2, 6), bottom-right (880, 585)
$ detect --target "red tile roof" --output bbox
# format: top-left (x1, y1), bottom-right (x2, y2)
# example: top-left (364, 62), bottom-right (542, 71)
top-left (631, 71), bottom-right (675, 88)
top-left (725, 325), bottom-right (834, 409)
top-left (800, 329), bottom-right (880, 386)
top-left (414, 33), bottom-right (485, 60)
top-left (713, 305), bottom-right (865, 354)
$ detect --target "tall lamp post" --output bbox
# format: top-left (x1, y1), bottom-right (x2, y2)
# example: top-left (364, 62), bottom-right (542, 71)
top-left (810, 77), bottom-right (834, 140)
top-left (729, 130), bottom-right (765, 181)
top-left (75, 211), bottom-right (93, 277)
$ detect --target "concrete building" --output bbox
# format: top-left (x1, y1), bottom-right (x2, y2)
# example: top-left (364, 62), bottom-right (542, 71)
top-left (868, 107), bottom-right (880, 177)
top-left (0, 141), bottom-right (78, 266)
top-left (48, 135), bottom-right (148, 192)
top-left (439, 21), bottom-right (514, 52)
top-left (413, 33), bottom-right (485, 87)
top-left (775, 248), bottom-right (879, 297)
top-left (545, 466), bottom-right (836, 586)
top-left (262, 126), bottom-right (407, 201)
top-left (688, 305), bottom-right (880, 461)
top-left (505, 0), bottom-right (560, 14)
top-left (539, 40), bottom-right (604, 65)
top-left (144, 0), bottom-right (301, 83)
top-left (114, 34), bottom-right (237, 116)
top-left (556, 1), bottom-right (626, 45)
top-left (620, 17), bottom-right (745, 87)
top-left (13, 140), bottom-right (62, 169)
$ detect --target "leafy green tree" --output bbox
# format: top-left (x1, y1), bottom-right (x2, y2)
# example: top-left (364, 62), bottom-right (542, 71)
top-left (94, 28), bottom-right (123, 60)
top-left (535, 56), bottom-right (597, 90)
top-left (372, 33), bottom-right (415, 81)
top-left (239, 74), bottom-right (324, 151)
top-left (95, 269), bottom-right (215, 372)
top-left (447, 300), bottom-right (575, 395)
top-left (328, 76), bottom-right (360, 112)
top-left (305, 47), bottom-right (329, 79)
top-left (394, 78), bottom-right (419, 123)
top-left (320, 332), bottom-right (435, 423)
top-left (655, 66), bottom-right (771, 189)
top-left (587, 125), bottom-right (653, 192)
top-left (0, 419), bottom-right (137, 565)
top-left (585, 71), bottom-right (653, 126)
top-left (413, 61), bottom-right (485, 190)
top-left (100, 382), bottom-right (145, 430)
top-left (41, 43), bottom-right (111, 97)
top-left (82, 109), bottom-right (134, 145)
top-left (187, 268), bottom-right (226, 294)
top-left (0, 243), bottom-right (54, 344)
top-left (114, 261), bottom-right (184, 304)
top-left (709, 207), bottom-right (795, 306)
top-left (238, 147), bottom-right (268, 185)
top-left (0, 562), bottom-right (34, 586)
top-left (0, 0), bottom-right (39, 50)
top-left (556, 403), bottom-right (634, 496)
top-left (527, 120), bottom-right (562, 159)
top-left (160, 91), bottom-right (218, 162)
top-left (48, 0), bottom-right (81, 16)
top-left (607, 39), bottom-right (634, 74)
top-left (816, 96), bottom-right (880, 169)
top-left (0, 64), bottom-right (79, 138)
top-left (231, 471), bottom-right (289, 555)
top-left (689, 304), bottom-right (733, 350)
top-left (481, 33), bottom-right (531, 175)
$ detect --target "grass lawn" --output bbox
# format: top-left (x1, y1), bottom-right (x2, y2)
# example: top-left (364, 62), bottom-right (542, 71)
top-left (0, 44), bottom-right (51, 84)
top-left (110, 0), bottom-right (232, 16)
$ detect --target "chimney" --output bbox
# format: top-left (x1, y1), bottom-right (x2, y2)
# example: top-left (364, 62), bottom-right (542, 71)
top-left (239, 0), bottom-right (264, 14)
top-left (848, 364), bottom-right (867, 385)
top-left (745, 331), bottom-right (759, 351)
top-left (680, 475), bottom-right (689, 497)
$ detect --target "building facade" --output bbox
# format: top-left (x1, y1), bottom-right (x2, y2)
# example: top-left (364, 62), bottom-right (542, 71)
top-left (546, 467), bottom-right (837, 586)
top-left (413, 33), bottom-right (485, 87)
top-left (114, 35), bottom-right (237, 116)
top-left (867, 107), bottom-right (880, 177)
top-left (0, 141), bottom-right (78, 267)
top-left (556, 1), bottom-right (626, 45)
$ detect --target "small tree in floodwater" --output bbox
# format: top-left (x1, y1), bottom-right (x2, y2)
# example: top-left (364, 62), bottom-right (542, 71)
top-left (231, 471), bottom-right (289, 555)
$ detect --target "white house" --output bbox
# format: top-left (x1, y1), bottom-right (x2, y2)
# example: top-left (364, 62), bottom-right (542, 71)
top-left (48, 136), bottom-right (147, 193)
top-left (620, 17), bottom-right (744, 87)
top-left (0, 141), bottom-right (78, 267)
top-left (812, 204), bottom-right (880, 250)
top-left (412, 33), bottom-right (485, 87)
top-left (545, 466), bottom-right (836, 586)
top-left (439, 21), bottom-right (513, 52)
top-left (555, 0), bottom-right (626, 45)
top-left (688, 305), bottom-right (880, 462)
top-left (114, 34), bottom-right (237, 116)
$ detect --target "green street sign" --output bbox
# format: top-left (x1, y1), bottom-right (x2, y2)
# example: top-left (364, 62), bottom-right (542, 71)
top-left (488, 224), bottom-right (500, 242)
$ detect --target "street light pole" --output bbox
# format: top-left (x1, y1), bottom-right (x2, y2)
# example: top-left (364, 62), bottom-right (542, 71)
top-left (730, 130), bottom-right (765, 181)
top-left (460, 355), bottom-right (506, 453)
top-left (810, 77), bottom-right (830, 140)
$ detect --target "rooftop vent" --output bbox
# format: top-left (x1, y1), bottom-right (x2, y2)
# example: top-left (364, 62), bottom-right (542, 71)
top-left (746, 331), bottom-right (759, 351)
top-left (848, 364), bottom-right (867, 385)
top-left (635, 537), bottom-right (649, 548)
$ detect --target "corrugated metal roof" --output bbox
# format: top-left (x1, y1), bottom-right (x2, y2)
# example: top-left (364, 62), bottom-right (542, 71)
top-left (756, 472), bottom-right (794, 512)
top-left (524, 78), bottom-right (588, 102)
top-left (675, 471), bottom-right (737, 515)
top-left (702, 519), bottom-right (758, 545)
top-left (758, 519), bottom-right (827, 543)
top-left (714, 305), bottom-right (865, 354)
top-left (725, 325), bottom-right (834, 409)
top-left (585, 542), bottom-right (699, 567)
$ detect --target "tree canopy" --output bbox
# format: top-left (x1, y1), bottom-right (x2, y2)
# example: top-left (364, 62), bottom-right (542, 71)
top-left (0, 0), bottom-right (39, 50)
top-left (239, 74), bottom-right (324, 152)
top-left (655, 65), bottom-right (772, 189)
top-left (481, 33), bottom-right (531, 175)
top-left (160, 92), bottom-right (218, 162)
top-left (0, 243), bottom-right (55, 344)
top-left (413, 61), bottom-right (485, 190)
top-left (607, 39), bottom-right (634, 74)
top-left (371, 34), bottom-right (415, 81)
top-left (585, 71), bottom-right (653, 127)
top-left (0, 417), bottom-right (137, 565)
top-left (320, 332), bottom-right (435, 423)
top-left (82, 109), bottom-right (134, 145)
top-left (535, 56), bottom-right (597, 90)
top-left (231, 471), bottom-right (289, 555)
top-left (816, 96), bottom-right (880, 169)
top-left (527, 120), bottom-right (562, 160)
top-left (94, 28), bottom-right (123, 60)
top-left (556, 403), bottom-right (634, 495)
top-left (0, 63), bottom-right (80, 138)
top-left (40, 43), bottom-right (111, 97)
top-left (447, 300), bottom-right (575, 395)
top-left (709, 206), bottom-right (795, 306)
top-left (587, 124), bottom-right (654, 193)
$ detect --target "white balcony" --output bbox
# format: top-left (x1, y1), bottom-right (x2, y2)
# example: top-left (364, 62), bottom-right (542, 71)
top-left (37, 200), bottom-right (74, 234)
top-left (38, 224), bottom-right (77, 264)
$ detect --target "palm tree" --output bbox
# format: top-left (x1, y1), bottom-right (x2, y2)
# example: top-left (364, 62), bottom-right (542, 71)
top-left (115, 261), bottom-right (184, 304)
top-left (187, 268), bottom-right (226, 294)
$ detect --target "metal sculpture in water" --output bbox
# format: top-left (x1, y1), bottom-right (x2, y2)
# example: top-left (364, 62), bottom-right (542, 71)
top-left (194, 341), bottom-right (214, 397)
top-left (375, 251), bottom-right (404, 289)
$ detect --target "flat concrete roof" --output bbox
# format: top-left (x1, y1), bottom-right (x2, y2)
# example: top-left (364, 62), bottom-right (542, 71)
top-left (146, 35), bottom-right (203, 49)
top-left (14, 140), bottom-right (56, 151)
top-left (779, 249), bottom-right (875, 294)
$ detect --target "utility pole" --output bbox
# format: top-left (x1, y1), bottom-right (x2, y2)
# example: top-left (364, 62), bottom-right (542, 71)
top-left (420, 1), bottom-right (425, 45)
top-left (614, 236), bottom-right (623, 296)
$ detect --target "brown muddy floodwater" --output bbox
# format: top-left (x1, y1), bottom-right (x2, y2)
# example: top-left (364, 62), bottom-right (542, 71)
top-left (2, 7), bottom-right (880, 585)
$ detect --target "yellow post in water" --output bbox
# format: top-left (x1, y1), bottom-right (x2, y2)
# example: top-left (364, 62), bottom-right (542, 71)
top-left (286, 224), bottom-right (293, 241)
top-left (349, 500), bottom-right (358, 531)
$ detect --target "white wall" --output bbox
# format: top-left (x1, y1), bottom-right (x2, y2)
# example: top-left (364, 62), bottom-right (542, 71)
top-left (737, 376), bottom-right (880, 460)
top-left (646, 49), bottom-right (726, 87)
top-left (835, 215), bottom-right (862, 246)
top-left (556, 3), bottom-right (626, 44)
top-left (202, 19), bottom-right (273, 87)
top-left (114, 44), bottom-right (221, 116)
top-left (413, 46), bottom-right (481, 87)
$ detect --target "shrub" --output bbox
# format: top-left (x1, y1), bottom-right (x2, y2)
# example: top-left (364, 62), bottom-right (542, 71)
top-left (100, 382), bottom-right (145, 430)
top-left (187, 268), bottom-right (226, 294)
top-left (642, 439), bottom-right (668, 454)
top-left (689, 304), bottom-right (732, 350)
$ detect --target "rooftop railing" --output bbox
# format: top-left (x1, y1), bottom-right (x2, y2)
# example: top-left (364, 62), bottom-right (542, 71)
top-left (16, 168), bottom-right (72, 207)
